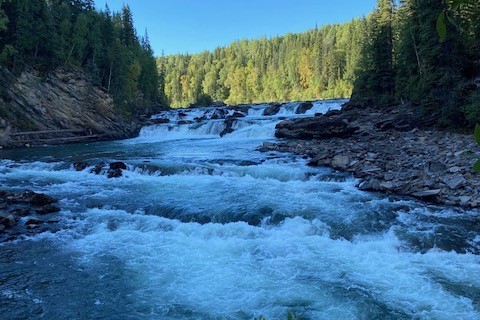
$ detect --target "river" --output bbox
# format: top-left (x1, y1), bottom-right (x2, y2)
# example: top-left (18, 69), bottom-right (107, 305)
top-left (0, 100), bottom-right (479, 319)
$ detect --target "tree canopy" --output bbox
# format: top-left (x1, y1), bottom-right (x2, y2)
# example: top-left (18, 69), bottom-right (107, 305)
top-left (0, 0), bottom-right (161, 116)
top-left (159, 19), bottom-right (368, 108)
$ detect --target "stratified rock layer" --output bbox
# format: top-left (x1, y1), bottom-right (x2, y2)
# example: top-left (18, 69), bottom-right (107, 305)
top-left (0, 67), bottom-right (141, 147)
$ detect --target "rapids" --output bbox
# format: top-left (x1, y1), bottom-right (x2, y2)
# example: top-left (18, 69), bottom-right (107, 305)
top-left (0, 100), bottom-right (479, 320)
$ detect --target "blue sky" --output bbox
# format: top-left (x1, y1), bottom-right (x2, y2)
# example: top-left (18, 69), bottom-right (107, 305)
top-left (95, 0), bottom-right (377, 56)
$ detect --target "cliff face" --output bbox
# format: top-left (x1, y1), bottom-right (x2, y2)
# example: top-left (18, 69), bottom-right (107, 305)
top-left (0, 67), bottom-right (141, 147)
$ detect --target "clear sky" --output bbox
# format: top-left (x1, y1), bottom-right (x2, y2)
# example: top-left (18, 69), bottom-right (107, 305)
top-left (95, 0), bottom-right (377, 56)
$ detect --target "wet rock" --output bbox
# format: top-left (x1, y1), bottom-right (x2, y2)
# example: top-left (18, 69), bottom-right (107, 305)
top-left (107, 168), bottom-right (123, 178)
top-left (30, 193), bottom-right (56, 206)
top-left (178, 120), bottom-right (194, 125)
top-left (109, 162), bottom-right (127, 171)
top-left (10, 208), bottom-right (30, 217)
top-left (295, 102), bottom-right (313, 114)
top-left (152, 118), bottom-right (170, 124)
top-left (26, 218), bottom-right (43, 229)
top-left (36, 204), bottom-right (61, 215)
top-left (234, 105), bottom-right (250, 113)
top-left (263, 103), bottom-right (282, 116)
top-left (229, 112), bottom-right (246, 118)
top-left (74, 161), bottom-right (89, 171)
top-left (0, 214), bottom-right (17, 228)
top-left (220, 118), bottom-right (236, 137)
top-left (91, 162), bottom-right (105, 175)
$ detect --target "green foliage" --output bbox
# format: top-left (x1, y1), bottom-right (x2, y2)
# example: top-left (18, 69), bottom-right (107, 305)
top-left (0, 0), bottom-right (163, 116)
top-left (352, 0), bottom-right (479, 128)
top-left (473, 159), bottom-right (480, 173)
top-left (474, 124), bottom-right (480, 173)
top-left (474, 124), bottom-right (480, 145)
top-left (436, 11), bottom-right (447, 42)
top-left (160, 19), bottom-right (367, 107)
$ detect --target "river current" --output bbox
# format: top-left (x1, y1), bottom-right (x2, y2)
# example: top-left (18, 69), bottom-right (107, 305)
top-left (0, 100), bottom-right (479, 319)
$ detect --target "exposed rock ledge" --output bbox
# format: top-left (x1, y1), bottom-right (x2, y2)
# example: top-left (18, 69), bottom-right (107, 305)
top-left (261, 104), bottom-right (480, 208)
top-left (0, 67), bottom-right (142, 148)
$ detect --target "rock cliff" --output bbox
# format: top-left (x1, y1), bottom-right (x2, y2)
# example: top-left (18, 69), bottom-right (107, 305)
top-left (0, 67), bottom-right (142, 148)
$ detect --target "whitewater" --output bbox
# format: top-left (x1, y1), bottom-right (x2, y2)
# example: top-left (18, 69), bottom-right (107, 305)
top-left (0, 100), bottom-right (479, 319)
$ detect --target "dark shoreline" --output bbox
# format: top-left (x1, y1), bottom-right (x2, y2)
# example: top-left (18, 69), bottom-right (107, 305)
top-left (261, 104), bottom-right (480, 209)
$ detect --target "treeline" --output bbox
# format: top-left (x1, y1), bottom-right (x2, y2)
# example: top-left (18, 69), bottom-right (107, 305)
top-left (0, 0), bottom-right (160, 115)
top-left (353, 0), bottom-right (480, 127)
top-left (159, 19), bottom-right (367, 108)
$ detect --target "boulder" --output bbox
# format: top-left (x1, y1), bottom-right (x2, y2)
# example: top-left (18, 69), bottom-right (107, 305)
top-left (74, 162), bottom-right (89, 171)
top-left (107, 168), bottom-right (123, 178)
top-left (30, 193), bottom-right (56, 206)
top-left (295, 102), bottom-right (313, 114)
top-left (263, 103), bottom-right (282, 116)
top-left (275, 117), bottom-right (358, 140)
top-left (443, 175), bottom-right (466, 190)
top-left (91, 163), bottom-right (105, 175)
top-left (0, 214), bottom-right (17, 228)
top-left (331, 155), bottom-right (350, 169)
top-left (109, 162), bottom-right (127, 171)
top-left (229, 112), bottom-right (246, 118)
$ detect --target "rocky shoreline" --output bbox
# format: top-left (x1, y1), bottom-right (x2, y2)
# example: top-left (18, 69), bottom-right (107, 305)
top-left (261, 104), bottom-right (480, 209)
top-left (0, 190), bottom-right (62, 242)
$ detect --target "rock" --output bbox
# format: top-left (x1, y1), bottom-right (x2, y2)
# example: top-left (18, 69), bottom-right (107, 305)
top-left (10, 208), bottom-right (30, 216)
top-left (220, 118), bottom-right (236, 137)
top-left (0, 215), bottom-right (17, 228)
top-left (36, 204), bottom-right (61, 215)
top-left (358, 178), bottom-right (381, 191)
top-left (152, 118), bottom-right (170, 124)
top-left (459, 196), bottom-right (472, 206)
top-left (331, 155), bottom-right (350, 169)
top-left (107, 168), bottom-right (123, 178)
top-left (424, 161), bottom-right (446, 173)
top-left (324, 109), bottom-right (341, 117)
top-left (295, 102), bottom-right (313, 114)
top-left (109, 162), bottom-right (127, 171)
top-left (234, 105), bottom-right (250, 113)
top-left (0, 67), bottom-right (141, 149)
top-left (263, 103), bottom-right (282, 116)
top-left (380, 181), bottom-right (395, 191)
top-left (30, 193), bottom-right (56, 206)
top-left (25, 218), bottom-right (43, 229)
top-left (178, 120), bottom-right (194, 125)
top-left (91, 163), bottom-right (105, 175)
top-left (443, 175), bottom-right (466, 190)
top-left (449, 166), bottom-right (461, 173)
top-left (74, 162), bottom-right (89, 171)
top-left (275, 117), bottom-right (358, 140)
top-left (229, 112), bottom-right (246, 118)
top-left (411, 189), bottom-right (441, 198)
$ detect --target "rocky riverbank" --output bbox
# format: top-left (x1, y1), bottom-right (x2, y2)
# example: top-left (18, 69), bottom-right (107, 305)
top-left (0, 190), bottom-right (62, 242)
top-left (261, 103), bottom-right (480, 208)
top-left (0, 67), bottom-right (144, 148)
